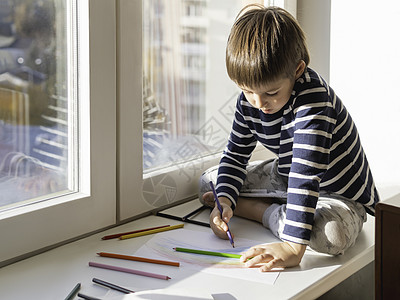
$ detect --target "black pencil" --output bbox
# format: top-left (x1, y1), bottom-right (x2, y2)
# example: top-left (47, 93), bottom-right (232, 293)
top-left (92, 278), bottom-right (134, 294)
top-left (77, 292), bottom-right (101, 300)
top-left (64, 283), bottom-right (81, 300)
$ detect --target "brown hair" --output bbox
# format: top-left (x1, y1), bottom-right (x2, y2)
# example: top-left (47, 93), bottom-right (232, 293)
top-left (226, 5), bottom-right (310, 88)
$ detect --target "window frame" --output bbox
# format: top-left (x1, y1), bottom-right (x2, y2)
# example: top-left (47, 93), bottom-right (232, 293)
top-left (0, 0), bottom-right (117, 266)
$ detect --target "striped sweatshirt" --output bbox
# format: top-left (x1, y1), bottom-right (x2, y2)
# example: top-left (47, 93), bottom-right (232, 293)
top-left (216, 67), bottom-right (380, 245)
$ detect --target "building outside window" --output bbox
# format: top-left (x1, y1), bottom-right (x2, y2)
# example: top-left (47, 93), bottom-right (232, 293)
top-left (0, 0), bottom-right (74, 211)
top-left (142, 0), bottom-right (265, 173)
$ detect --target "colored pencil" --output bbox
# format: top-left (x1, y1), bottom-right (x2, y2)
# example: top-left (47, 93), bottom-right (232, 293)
top-left (101, 225), bottom-right (170, 240)
top-left (64, 282), bottom-right (81, 300)
top-left (92, 278), bottom-right (134, 294)
top-left (209, 181), bottom-right (235, 247)
top-left (88, 261), bottom-right (171, 280)
top-left (174, 247), bottom-right (242, 259)
top-left (97, 251), bottom-right (180, 267)
top-left (77, 293), bottom-right (101, 300)
top-left (119, 223), bottom-right (184, 240)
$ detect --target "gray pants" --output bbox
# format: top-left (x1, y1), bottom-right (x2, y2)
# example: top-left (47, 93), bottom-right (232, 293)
top-left (199, 159), bottom-right (367, 255)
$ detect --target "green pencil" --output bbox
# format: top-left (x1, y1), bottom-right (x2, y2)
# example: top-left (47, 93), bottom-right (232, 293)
top-left (173, 247), bottom-right (242, 259)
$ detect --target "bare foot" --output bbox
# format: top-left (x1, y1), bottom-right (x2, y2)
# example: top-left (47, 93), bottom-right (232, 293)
top-left (202, 191), bottom-right (274, 224)
top-left (202, 191), bottom-right (216, 207)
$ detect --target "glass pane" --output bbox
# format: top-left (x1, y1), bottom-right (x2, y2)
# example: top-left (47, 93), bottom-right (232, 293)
top-left (143, 0), bottom-right (256, 173)
top-left (0, 0), bottom-right (75, 210)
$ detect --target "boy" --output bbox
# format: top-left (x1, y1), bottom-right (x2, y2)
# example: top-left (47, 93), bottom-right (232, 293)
top-left (199, 5), bottom-right (380, 271)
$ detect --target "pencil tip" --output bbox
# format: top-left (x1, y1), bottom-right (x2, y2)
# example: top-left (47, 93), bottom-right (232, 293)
top-left (173, 247), bottom-right (176, 250)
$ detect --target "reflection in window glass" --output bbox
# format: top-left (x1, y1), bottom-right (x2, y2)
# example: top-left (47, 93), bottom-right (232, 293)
top-left (143, 0), bottom-right (254, 173)
top-left (0, 0), bottom-right (75, 210)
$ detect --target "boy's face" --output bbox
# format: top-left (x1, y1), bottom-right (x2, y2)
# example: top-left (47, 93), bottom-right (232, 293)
top-left (239, 77), bottom-right (295, 115)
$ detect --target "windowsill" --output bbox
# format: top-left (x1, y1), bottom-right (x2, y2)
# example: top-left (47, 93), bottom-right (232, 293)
top-left (0, 196), bottom-right (378, 300)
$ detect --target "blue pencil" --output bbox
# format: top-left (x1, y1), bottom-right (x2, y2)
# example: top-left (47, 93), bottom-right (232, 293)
top-left (209, 181), bottom-right (235, 248)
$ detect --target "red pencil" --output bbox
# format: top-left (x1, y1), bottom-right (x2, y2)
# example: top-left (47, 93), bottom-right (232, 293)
top-left (101, 225), bottom-right (170, 240)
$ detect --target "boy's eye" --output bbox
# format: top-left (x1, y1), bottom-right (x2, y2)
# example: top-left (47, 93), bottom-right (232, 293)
top-left (266, 92), bottom-right (278, 96)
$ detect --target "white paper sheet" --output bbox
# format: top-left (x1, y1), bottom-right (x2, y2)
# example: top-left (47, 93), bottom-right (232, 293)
top-left (109, 288), bottom-right (214, 300)
top-left (134, 229), bottom-right (279, 285)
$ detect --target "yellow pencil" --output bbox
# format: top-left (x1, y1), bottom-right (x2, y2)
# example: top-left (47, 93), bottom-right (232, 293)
top-left (119, 223), bottom-right (184, 240)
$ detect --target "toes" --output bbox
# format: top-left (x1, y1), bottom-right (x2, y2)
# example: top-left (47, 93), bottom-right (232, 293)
top-left (202, 191), bottom-right (215, 207)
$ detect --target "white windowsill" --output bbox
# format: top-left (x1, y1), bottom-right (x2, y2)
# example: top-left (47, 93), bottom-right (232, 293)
top-left (0, 193), bottom-right (380, 300)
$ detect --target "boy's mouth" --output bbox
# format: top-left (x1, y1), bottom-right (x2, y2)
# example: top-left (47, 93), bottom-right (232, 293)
top-left (260, 108), bottom-right (272, 114)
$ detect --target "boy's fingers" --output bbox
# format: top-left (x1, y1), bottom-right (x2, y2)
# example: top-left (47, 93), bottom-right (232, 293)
top-left (212, 215), bottom-right (228, 231)
top-left (241, 247), bottom-right (274, 267)
top-left (244, 252), bottom-right (274, 268)
top-left (260, 259), bottom-right (278, 272)
top-left (222, 212), bottom-right (231, 223)
top-left (209, 201), bottom-right (233, 240)
top-left (240, 247), bottom-right (260, 262)
top-left (210, 216), bottom-right (229, 240)
top-left (221, 203), bottom-right (233, 222)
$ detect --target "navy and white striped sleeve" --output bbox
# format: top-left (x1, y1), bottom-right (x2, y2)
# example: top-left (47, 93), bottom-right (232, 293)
top-left (281, 87), bottom-right (337, 244)
top-left (216, 94), bottom-right (257, 208)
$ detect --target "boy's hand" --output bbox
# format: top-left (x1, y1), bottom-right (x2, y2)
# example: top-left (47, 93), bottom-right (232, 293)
top-left (240, 241), bottom-right (306, 271)
top-left (210, 197), bottom-right (233, 240)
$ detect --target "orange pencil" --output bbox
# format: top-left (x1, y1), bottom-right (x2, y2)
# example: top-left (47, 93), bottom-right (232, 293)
top-left (101, 225), bottom-right (170, 240)
top-left (97, 252), bottom-right (180, 267)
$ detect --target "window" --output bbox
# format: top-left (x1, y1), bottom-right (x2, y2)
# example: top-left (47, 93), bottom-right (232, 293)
top-left (141, 0), bottom-right (294, 175)
top-left (0, 1), bottom-right (73, 210)
top-left (118, 0), bottom-right (274, 220)
top-left (142, 0), bottom-right (244, 173)
top-left (0, 0), bottom-right (116, 266)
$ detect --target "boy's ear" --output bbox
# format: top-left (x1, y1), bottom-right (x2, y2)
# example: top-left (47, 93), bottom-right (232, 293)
top-left (295, 60), bottom-right (306, 79)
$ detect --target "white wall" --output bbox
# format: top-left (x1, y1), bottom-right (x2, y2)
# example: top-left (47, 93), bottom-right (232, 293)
top-left (297, 0), bottom-right (400, 195)
top-left (297, 0), bottom-right (331, 82)
top-left (330, 0), bottom-right (400, 192)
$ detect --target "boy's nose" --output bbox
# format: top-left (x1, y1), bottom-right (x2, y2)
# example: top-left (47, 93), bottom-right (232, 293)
top-left (253, 93), bottom-right (265, 108)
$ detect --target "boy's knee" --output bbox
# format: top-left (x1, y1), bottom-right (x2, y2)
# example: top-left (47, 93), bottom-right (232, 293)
top-left (308, 199), bottom-right (366, 255)
top-left (309, 218), bottom-right (348, 255)
top-left (320, 220), bottom-right (347, 255)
